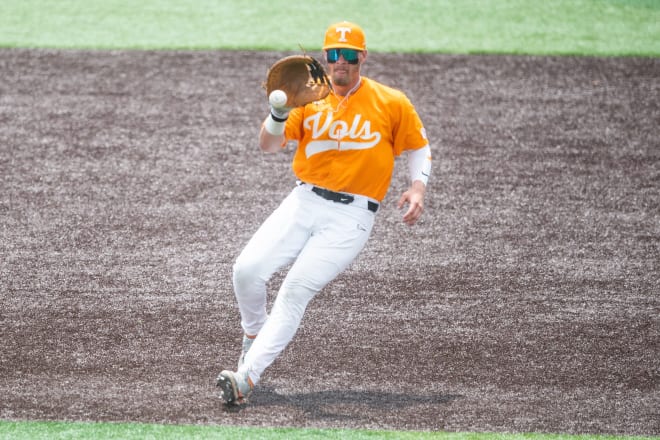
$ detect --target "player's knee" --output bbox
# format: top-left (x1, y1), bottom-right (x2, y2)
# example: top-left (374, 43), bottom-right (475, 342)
top-left (232, 258), bottom-right (266, 291)
top-left (275, 288), bottom-right (312, 320)
top-left (278, 280), bottom-right (317, 307)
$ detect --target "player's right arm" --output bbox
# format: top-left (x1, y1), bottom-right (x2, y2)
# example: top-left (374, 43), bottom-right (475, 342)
top-left (259, 120), bottom-right (285, 153)
top-left (258, 103), bottom-right (290, 153)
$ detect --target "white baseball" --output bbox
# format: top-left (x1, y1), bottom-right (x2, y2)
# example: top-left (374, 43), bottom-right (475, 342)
top-left (269, 89), bottom-right (288, 108)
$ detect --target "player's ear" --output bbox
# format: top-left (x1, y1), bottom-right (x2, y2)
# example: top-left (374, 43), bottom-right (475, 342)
top-left (360, 49), bottom-right (368, 64)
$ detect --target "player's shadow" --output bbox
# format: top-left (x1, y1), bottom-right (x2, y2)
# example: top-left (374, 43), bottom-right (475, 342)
top-left (223, 387), bottom-right (462, 419)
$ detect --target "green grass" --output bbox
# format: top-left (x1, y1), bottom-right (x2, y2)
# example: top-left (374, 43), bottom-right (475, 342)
top-left (0, 0), bottom-right (658, 56)
top-left (1, 421), bottom-right (657, 440)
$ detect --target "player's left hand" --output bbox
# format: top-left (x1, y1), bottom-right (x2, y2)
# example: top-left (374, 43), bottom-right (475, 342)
top-left (397, 181), bottom-right (426, 226)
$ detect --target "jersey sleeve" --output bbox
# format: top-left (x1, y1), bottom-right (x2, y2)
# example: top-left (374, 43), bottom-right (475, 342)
top-left (284, 107), bottom-right (305, 143)
top-left (391, 95), bottom-right (429, 156)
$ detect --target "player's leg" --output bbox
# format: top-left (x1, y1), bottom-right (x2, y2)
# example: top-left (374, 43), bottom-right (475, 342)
top-left (219, 188), bottom-right (315, 403)
top-left (240, 203), bottom-right (375, 385)
top-left (231, 190), bottom-right (313, 338)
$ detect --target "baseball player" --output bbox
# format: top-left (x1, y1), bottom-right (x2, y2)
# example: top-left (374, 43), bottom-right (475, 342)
top-left (217, 21), bottom-right (432, 405)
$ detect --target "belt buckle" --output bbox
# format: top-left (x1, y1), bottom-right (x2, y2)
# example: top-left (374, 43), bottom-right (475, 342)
top-left (337, 194), bottom-right (354, 204)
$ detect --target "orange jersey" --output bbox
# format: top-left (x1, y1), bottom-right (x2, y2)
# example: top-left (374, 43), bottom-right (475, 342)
top-left (284, 76), bottom-right (428, 201)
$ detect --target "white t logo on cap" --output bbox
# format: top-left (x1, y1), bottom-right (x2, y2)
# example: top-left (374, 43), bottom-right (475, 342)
top-left (335, 27), bottom-right (351, 42)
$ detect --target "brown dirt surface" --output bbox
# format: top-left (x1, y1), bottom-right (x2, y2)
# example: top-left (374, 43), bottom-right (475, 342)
top-left (0, 48), bottom-right (658, 435)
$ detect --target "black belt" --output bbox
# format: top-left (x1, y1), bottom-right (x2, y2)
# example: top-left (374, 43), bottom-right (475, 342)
top-left (310, 186), bottom-right (379, 213)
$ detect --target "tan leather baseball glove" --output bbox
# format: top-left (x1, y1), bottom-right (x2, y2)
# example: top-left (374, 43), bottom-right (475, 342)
top-left (264, 55), bottom-right (333, 108)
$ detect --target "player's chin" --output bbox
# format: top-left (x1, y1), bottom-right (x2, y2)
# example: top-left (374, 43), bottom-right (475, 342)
top-left (332, 73), bottom-right (350, 86)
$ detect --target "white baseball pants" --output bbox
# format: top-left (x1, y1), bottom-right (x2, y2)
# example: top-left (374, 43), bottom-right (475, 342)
top-left (232, 184), bottom-right (375, 385)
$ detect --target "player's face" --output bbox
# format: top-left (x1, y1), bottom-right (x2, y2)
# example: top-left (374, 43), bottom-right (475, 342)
top-left (326, 49), bottom-right (366, 88)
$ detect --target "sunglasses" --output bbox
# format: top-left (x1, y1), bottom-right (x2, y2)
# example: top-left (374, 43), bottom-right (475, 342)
top-left (326, 48), bottom-right (360, 64)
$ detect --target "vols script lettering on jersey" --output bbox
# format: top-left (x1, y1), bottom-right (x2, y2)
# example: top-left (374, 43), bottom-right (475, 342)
top-left (284, 77), bottom-right (429, 202)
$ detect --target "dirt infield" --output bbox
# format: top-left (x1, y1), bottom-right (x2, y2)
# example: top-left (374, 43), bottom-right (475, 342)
top-left (0, 48), bottom-right (658, 435)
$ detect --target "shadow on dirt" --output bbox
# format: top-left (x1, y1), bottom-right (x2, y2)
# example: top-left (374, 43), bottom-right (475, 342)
top-left (223, 387), bottom-right (462, 419)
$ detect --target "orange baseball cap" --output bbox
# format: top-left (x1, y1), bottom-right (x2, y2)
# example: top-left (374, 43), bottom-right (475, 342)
top-left (322, 21), bottom-right (366, 51)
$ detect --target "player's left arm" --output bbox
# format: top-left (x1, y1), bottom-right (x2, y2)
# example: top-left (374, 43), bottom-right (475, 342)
top-left (398, 144), bottom-right (432, 226)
